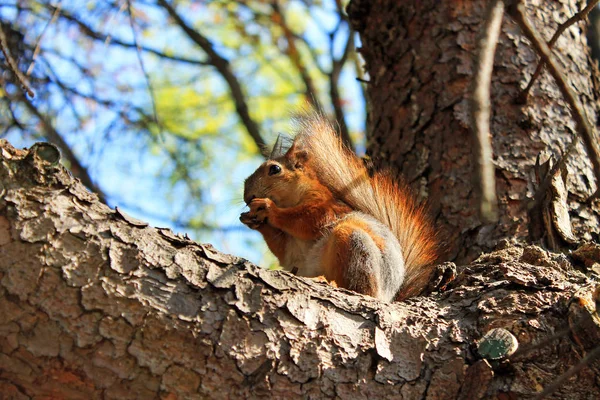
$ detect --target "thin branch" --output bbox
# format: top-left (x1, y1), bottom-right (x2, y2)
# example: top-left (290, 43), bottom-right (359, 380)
top-left (37, 55), bottom-right (84, 125)
top-left (469, 0), bottom-right (504, 223)
top-left (352, 43), bottom-right (368, 100)
top-left (290, 31), bottom-right (327, 75)
top-left (1, 94), bottom-right (26, 133)
top-left (271, 0), bottom-right (320, 109)
top-left (18, 94), bottom-right (107, 204)
top-left (126, 0), bottom-right (159, 128)
top-left (26, 1), bottom-right (61, 76)
top-left (533, 345), bottom-right (600, 399)
top-left (0, 23), bottom-right (34, 97)
top-left (45, 4), bottom-right (210, 66)
top-left (157, 0), bottom-right (266, 150)
top-left (519, 0), bottom-right (599, 102)
top-left (329, 24), bottom-right (355, 150)
top-left (508, 1), bottom-right (600, 203)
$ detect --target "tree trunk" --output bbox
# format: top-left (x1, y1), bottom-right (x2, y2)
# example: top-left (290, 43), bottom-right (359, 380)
top-left (1, 140), bottom-right (600, 398)
top-left (348, 0), bottom-right (600, 262)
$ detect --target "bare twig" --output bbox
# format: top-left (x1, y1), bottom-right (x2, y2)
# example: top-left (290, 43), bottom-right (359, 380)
top-left (0, 23), bottom-right (34, 97)
top-left (26, 1), bottom-right (61, 76)
top-left (509, 325), bottom-right (573, 362)
top-left (45, 4), bottom-right (209, 67)
top-left (329, 13), bottom-right (355, 149)
top-left (509, 1), bottom-right (600, 203)
top-left (271, 0), bottom-right (320, 109)
top-left (534, 345), bottom-right (600, 399)
top-left (328, 0), bottom-right (355, 149)
top-left (519, 0), bottom-right (599, 102)
top-left (157, 0), bottom-right (266, 150)
top-left (126, 0), bottom-right (159, 129)
top-left (469, 0), bottom-right (504, 223)
top-left (352, 42), bottom-right (368, 108)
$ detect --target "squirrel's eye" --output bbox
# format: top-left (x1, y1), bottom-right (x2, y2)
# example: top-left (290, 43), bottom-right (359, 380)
top-left (268, 164), bottom-right (282, 176)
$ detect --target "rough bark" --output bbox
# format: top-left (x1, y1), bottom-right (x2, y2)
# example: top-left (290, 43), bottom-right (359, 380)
top-left (1, 141), bottom-right (600, 398)
top-left (348, 0), bottom-right (600, 262)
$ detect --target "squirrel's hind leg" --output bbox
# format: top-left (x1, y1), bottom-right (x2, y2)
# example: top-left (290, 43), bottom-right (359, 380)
top-left (320, 218), bottom-right (384, 299)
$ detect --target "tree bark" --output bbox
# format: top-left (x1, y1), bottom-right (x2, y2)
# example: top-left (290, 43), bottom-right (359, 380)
top-left (348, 0), bottom-right (600, 262)
top-left (1, 141), bottom-right (600, 398)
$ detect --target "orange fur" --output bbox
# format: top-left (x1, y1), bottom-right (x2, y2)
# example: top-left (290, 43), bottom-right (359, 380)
top-left (294, 112), bottom-right (438, 299)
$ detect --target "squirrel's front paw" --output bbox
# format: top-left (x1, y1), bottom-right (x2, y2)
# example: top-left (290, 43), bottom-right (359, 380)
top-left (239, 211), bottom-right (262, 229)
top-left (248, 198), bottom-right (273, 222)
top-left (240, 198), bottom-right (274, 229)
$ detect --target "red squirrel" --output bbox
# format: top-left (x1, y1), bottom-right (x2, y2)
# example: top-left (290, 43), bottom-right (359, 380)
top-left (240, 112), bottom-right (437, 301)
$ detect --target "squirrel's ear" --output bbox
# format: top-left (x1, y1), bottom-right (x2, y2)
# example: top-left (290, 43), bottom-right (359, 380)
top-left (286, 142), bottom-right (309, 169)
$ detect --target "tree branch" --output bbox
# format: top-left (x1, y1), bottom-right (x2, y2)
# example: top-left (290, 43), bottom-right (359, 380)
top-left (469, 0), bottom-right (504, 223)
top-left (26, 1), bottom-right (61, 76)
top-left (508, 1), bottom-right (600, 202)
top-left (0, 23), bottom-right (34, 97)
top-left (1, 138), bottom-right (598, 398)
top-left (271, 0), bottom-right (320, 109)
top-left (519, 0), bottom-right (599, 102)
top-left (329, 23), bottom-right (355, 150)
top-left (156, 0), bottom-right (266, 150)
top-left (126, 0), bottom-right (159, 128)
top-left (45, 4), bottom-right (210, 67)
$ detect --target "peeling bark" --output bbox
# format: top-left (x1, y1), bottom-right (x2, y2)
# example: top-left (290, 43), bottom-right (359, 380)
top-left (348, 0), bottom-right (600, 261)
top-left (1, 141), bottom-right (600, 398)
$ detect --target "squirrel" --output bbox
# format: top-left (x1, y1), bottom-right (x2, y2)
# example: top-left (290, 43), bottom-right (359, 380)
top-left (240, 112), bottom-right (438, 302)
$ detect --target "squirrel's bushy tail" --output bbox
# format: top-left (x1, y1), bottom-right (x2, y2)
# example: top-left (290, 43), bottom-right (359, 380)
top-left (294, 112), bottom-right (438, 299)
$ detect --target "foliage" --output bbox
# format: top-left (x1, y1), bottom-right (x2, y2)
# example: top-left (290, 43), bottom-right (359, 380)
top-left (0, 0), bottom-right (365, 263)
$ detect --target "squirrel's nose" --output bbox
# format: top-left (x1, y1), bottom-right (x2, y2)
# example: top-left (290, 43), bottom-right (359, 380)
top-left (245, 194), bottom-right (256, 206)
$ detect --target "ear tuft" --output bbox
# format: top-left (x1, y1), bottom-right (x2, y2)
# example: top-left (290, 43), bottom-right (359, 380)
top-left (268, 133), bottom-right (293, 159)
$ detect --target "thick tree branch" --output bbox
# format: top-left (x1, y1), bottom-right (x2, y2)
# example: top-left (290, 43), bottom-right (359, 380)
top-left (157, 0), bottom-right (266, 150)
top-left (469, 0), bottom-right (504, 223)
